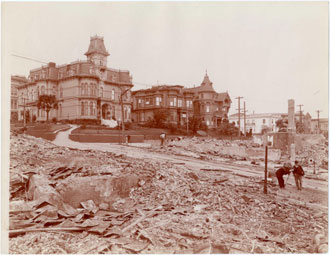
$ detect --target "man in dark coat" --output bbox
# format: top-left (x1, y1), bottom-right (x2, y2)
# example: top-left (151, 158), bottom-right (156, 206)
top-left (292, 160), bottom-right (304, 190)
top-left (276, 163), bottom-right (291, 189)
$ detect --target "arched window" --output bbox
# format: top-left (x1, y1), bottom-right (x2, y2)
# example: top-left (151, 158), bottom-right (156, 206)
top-left (111, 89), bottom-right (115, 100)
top-left (41, 86), bottom-right (45, 95)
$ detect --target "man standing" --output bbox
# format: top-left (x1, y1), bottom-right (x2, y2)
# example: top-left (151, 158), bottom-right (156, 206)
top-left (275, 163), bottom-right (291, 189)
top-left (160, 132), bottom-right (166, 148)
top-left (292, 160), bottom-right (304, 190)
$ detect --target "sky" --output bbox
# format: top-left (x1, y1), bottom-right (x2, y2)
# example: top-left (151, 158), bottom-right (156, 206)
top-left (2, 1), bottom-right (329, 119)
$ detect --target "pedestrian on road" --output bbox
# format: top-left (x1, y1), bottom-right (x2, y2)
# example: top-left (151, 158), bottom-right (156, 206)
top-left (275, 163), bottom-right (291, 189)
top-left (292, 160), bottom-right (304, 190)
top-left (160, 132), bottom-right (166, 148)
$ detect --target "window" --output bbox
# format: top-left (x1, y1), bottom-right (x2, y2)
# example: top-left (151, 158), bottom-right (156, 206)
top-left (156, 97), bottom-right (161, 106)
top-left (59, 104), bottom-right (62, 117)
top-left (85, 102), bottom-right (89, 115)
top-left (170, 101), bottom-right (173, 106)
top-left (41, 86), bottom-right (45, 95)
top-left (201, 94), bottom-right (204, 99)
top-left (263, 119), bottom-right (266, 124)
top-left (90, 102), bottom-right (94, 116)
top-left (174, 97), bottom-right (177, 107)
top-left (178, 99), bottom-right (182, 107)
top-left (81, 102), bottom-right (85, 115)
top-left (206, 105), bottom-right (210, 113)
top-left (100, 87), bottom-right (103, 98)
top-left (146, 98), bottom-right (153, 105)
top-left (206, 120), bottom-right (210, 126)
top-left (124, 107), bottom-right (127, 120)
top-left (112, 89), bottom-right (115, 100)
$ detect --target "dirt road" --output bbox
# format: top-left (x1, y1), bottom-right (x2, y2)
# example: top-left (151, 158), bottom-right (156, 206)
top-left (52, 126), bottom-right (328, 209)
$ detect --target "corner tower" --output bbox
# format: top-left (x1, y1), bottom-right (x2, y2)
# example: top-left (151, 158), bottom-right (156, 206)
top-left (85, 35), bottom-right (110, 66)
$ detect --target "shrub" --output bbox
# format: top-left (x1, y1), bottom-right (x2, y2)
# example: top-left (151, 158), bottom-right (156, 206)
top-left (52, 117), bottom-right (57, 123)
top-left (32, 115), bottom-right (37, 122)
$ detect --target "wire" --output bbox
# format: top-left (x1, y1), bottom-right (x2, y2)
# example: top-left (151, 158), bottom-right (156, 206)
top-left (11, 53), bottom-right (48, 64)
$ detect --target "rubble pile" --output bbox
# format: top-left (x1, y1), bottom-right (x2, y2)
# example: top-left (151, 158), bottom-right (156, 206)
top-left (296, 139), bottom-right (328, 170)
top-left (153, 137), bottom-right (281, 163)
top-left (9, 133), bottom-right (328, 254)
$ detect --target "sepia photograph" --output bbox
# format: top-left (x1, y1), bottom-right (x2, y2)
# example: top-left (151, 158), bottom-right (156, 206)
top-left (2, 1), bottom-right (329, 254)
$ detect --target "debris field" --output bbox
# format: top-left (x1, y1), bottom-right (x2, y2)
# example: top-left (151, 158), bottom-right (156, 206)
top-left (9, 132), bottom-right (328, 254)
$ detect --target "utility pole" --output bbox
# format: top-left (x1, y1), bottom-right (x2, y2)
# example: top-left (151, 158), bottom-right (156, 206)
top-left (297, 104), bottom-right (304, 133)
top-left (23, 96), bottom-right (26, 130)
top-left (235, 96), bottom-right (244, 137)
top-left (186, 101), bottom-right (189, 135)
top-left (120, 87), bottom-right (131, 144)
top-left (264, 145), bottom-right (268, 194)
top-left (316, 110), bottom-right (321, 134)
top-left (243, 101), bottom-right (247, 136)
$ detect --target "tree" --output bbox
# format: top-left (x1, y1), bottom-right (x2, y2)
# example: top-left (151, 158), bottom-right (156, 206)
top-left (218, 119), bottom-right (238, 136)
top-left (37, 95), bottom-right (58, 122)
top-left (276, 118), bottom-right (288, 132)
top-left (188, 116), bottom-right (203, 133)
top-left (153, 109), bottom-right (169, 128)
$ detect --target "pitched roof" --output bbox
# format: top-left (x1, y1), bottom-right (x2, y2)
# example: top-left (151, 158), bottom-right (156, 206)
top-left (215, 92), bottom-right (231, 102)
top-left (85, 35), bottom-right (109, 56)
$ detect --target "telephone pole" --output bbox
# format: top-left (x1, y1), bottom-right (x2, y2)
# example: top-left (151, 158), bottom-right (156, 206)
top-left (120, 88), bottom-right (131, 144)
top-left (243, 101), bottom-right (248, 136)
top-left (316, 110), bottom-right (321, 134)
top-left (236, 96), bottom-right (244, 137)
top-left (23, 96), bottom-right (26, 130)
top-left (297, 104), bottom-right (303, 133)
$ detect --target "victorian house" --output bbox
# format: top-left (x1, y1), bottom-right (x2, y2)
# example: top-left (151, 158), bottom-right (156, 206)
top-left (16, 36), bottom-right (133, 123)
top-left (132, 73), bottom-right (231, 128)
top-left (11, 75), bottom-right (27, 122)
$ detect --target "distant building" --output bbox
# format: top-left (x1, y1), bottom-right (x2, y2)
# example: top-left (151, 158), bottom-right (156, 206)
top-left (11, 75), bottom-right (27, 122)
top-left (229, 113), bottom-right (283, 134)
top-left (311, 118), bottom-right (328, 135)
top-left (132, 73), bottom-right (231, 128)
top-left (16, 36), bottom-right (133, 122)
top-left (229, 112), bottom-right (313, 134)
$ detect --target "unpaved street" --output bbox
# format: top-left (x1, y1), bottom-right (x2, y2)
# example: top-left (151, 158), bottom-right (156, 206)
top-left (53, 127), bottom-right (328, 208)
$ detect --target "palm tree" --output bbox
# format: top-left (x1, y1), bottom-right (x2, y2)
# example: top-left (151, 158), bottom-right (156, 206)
top-left (37, 95), bottom-right (58, 122)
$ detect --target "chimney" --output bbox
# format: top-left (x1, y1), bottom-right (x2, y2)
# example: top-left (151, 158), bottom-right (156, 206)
top-left (48, 62), bottom-right (56, 68)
